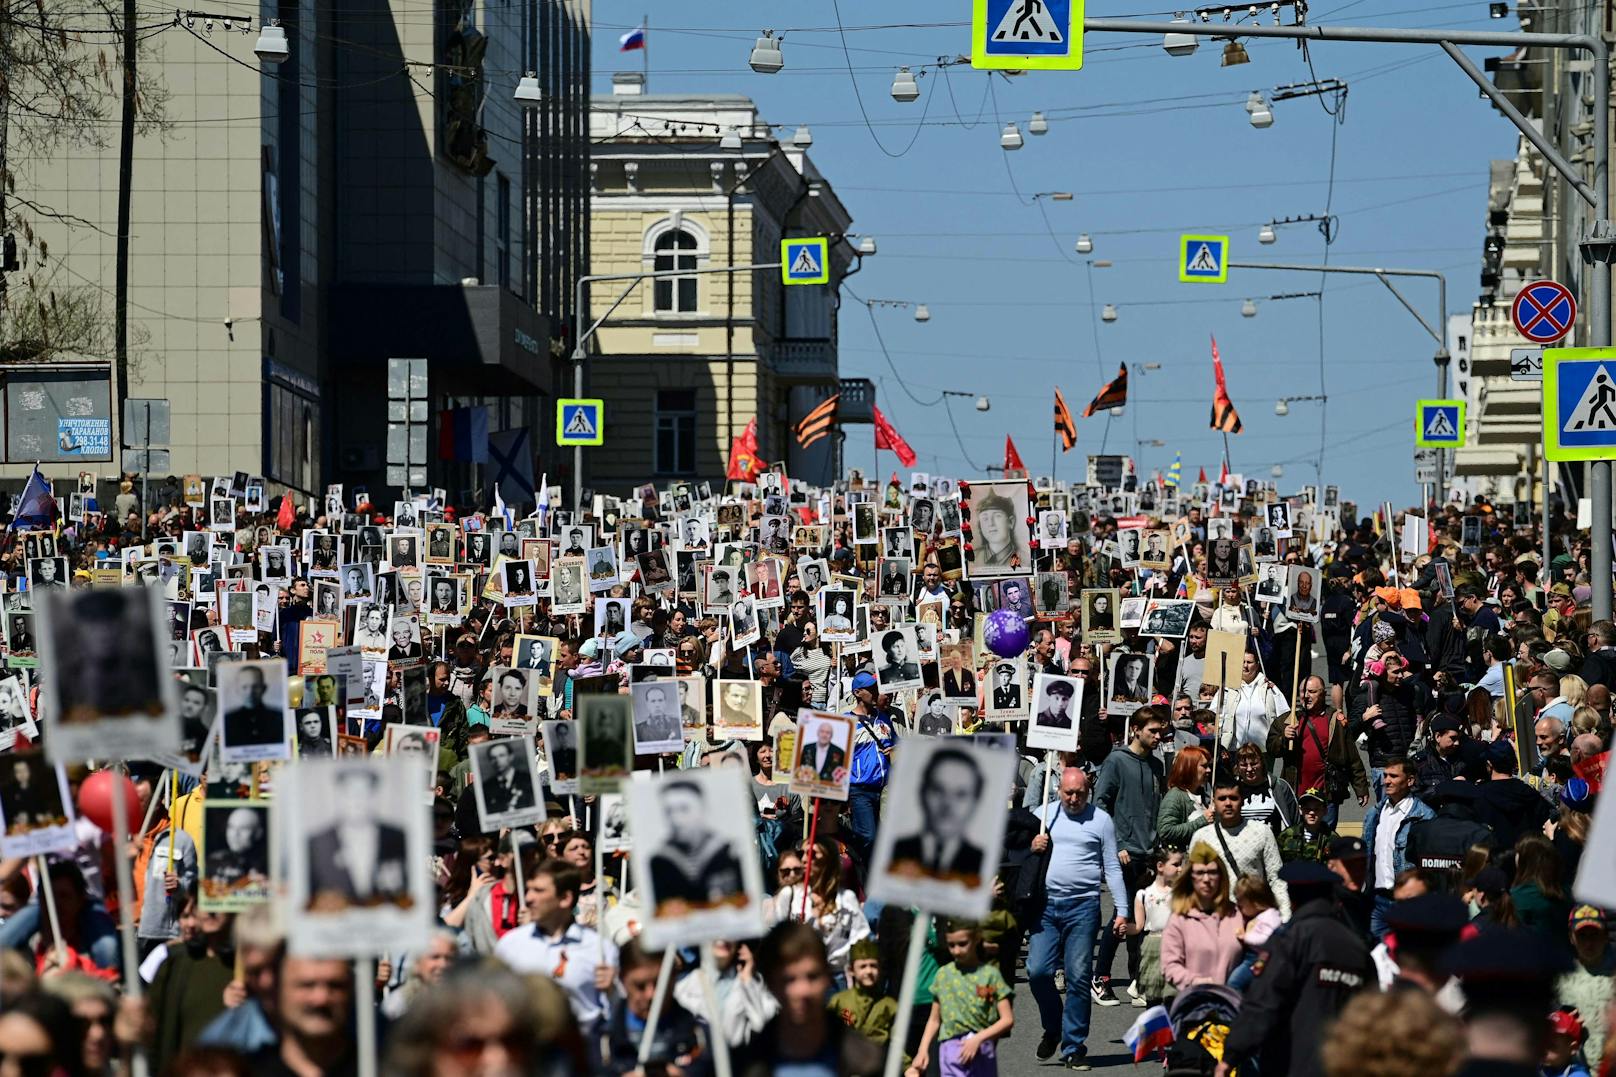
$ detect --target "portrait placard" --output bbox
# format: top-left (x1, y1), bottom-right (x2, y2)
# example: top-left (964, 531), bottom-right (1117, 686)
top-left (0, 750), bottom-right (75, 858)
top-left (630, 680), bottom-right (685, 755)
top-left (470, 734), bottom-right (546, 831)
top-left (1080, 589), bottom-right (1122, 645)
top-left (1140, 598), bottom-right (1195, 640)
top-left (867, 738), bottom-right (1016, 920)
top-left (713, 680), bottom-right (763, 742)
top-left (487, 667), bottom-right (538, 736)
top-left (281, 758), bottom-right (433, 957)
top-left (38, 584), bottom-right (178, 765)
top-left (216, 659), bottom-right (291, 764)
top-left (1284, 565), bottom-right (1321, 624)
top-left (788, 711), bottom-right (854, 802)
top-left (199, 801), bottom-right (272, 911)
top-left (1107, 651), bottom-right (1154, 717)
top-left (961, 480), bottom-right (1032, 580)
top-left (540, 719), bottom-right (578, 794)
top-left (939, 642), bottom-right (978, 703)
top-left (1027, 672), bottom-right (1082, 752)
top-left (1202, 630), bottom-right (1247, 692)
top-left (629, 765), bottom-right (766, 951)
top-left (982, 660), bottom-right (1027, 720)
top-left (577, 695), bottom-right (633, 794)
top-left (874, 625), bottom-right (923, 695)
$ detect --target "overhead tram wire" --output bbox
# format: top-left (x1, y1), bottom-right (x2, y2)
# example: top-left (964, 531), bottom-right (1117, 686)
top-left (829, 0), bottom-right (936, 157)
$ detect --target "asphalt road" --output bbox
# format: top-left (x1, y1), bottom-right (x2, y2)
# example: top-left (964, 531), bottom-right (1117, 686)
top-left (995, 762), bottom-right (1371, 1071)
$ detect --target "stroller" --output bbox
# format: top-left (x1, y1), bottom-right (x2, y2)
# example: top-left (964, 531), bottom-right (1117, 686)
top-left (1162, 985), bottom-right (1243, 1076)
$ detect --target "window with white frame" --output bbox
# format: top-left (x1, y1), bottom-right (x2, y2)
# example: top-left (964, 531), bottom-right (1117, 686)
top-left (652, 230), bottom-right (699, 313)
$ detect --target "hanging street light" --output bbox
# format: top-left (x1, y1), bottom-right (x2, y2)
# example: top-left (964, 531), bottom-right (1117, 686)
top-left (1000, 123), bottom-right (1023, 150)
top-left (891, 67), bottom-right (920, 102)
top-left (749, 31), bottom-right (784, 73)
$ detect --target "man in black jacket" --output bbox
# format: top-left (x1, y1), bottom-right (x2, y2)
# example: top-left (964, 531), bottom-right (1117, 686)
top-left (1476, 739), bottom-right (1552, 849)
top-left (1217, 861), bottom-right (1375, 1077)
top-left (1411, 713), bottom-right (1467, 800)
top-left (1405, 781), bottom-right (1495, 875)
top-left (1347, 652), bottom-right (1425, 795)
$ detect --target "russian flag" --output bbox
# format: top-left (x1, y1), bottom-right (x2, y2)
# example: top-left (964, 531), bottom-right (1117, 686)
top-left (619, 26), bottom-right (646, 51)
top-left (1123, 1005), bottom-right (1174, 1062)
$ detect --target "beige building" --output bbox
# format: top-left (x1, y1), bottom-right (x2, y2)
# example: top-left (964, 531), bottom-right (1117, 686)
top-left (585, 75), bottom-right (855, 492)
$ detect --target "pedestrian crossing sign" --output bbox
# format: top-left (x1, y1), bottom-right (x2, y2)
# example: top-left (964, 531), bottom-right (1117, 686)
top-left (556, 398), bottom-right (604, 447)
top-left (972, 0), bottom-right (1085, 70)
top-left (1543, 347), bottom-right (1616, 461)
top-left (1415, 399), bottom-right (1465, 449)
top-left (780, 237), bottom-right (830, 285)
top-left (1178, 234), bottom-right (1229, 284)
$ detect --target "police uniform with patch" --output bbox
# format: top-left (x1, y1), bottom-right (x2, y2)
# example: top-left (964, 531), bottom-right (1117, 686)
top-left (1221, 861), bottom-right (1376, 1077)
top-left (1403, 780), bottom-right (1495, 877)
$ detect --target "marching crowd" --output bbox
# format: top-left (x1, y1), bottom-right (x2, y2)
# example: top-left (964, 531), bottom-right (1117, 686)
top-left (0, 472), bottom-right (1611, 1077)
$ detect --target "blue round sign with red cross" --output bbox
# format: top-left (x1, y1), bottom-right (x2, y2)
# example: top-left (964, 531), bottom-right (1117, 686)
top-left (1512, 279), bottom-right (1577, 344)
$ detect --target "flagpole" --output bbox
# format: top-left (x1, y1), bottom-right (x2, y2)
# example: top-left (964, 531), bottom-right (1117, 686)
top-left (643, 14), bottom-right (649, 88)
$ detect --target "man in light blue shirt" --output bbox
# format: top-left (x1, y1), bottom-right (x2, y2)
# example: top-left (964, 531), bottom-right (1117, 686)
top-left (1026, 766), bottom-right (1128, 1070)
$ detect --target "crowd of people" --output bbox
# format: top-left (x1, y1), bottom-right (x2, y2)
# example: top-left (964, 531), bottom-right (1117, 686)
top-left (0, 470), bottom-right (1610, 1077)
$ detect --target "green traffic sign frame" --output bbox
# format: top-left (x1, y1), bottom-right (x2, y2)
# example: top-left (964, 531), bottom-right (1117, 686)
top-left (1178, 234), bottom-right (1229, 284)
top-left (556, 398), bottom-right (604, 446)
top-left (780, 237), bottom-right (830, 285)
top-left (1414, 398), bottom-right (1465, 448)
top-left (1543, 347), bottom-right (1616, 462)
top-left (971, 0), bottom-right (1086, 70)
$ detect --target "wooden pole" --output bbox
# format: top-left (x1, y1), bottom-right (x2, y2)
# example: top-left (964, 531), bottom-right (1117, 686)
top-left (699, 943), bottom-right (735, 1077)
top-left (800, 798), bottom-right (822, 922)
top-left (1038, 749), bottom-right (1056, 835)
top-left (108, 774), bottom-right (148, 1077)
top-left (35, 855), bottom-right (65, 966)
top-left (356, 957), bottom-right (377, 1077)
top-left (636, 948), bottom-right (678, 1064)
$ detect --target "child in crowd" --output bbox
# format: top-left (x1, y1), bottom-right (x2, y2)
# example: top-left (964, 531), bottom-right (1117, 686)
top-left (1543, 1007), bottom-right (1592, 1077)
top-left (1278, 789), bottom-right (1339, 863)
top-left (1227, 874), bottom-right (1283, 990)
top-left (828, 939), bottom-right (898, 1047)
top-left (1127, 847), bottom-right (1183, 1007)
top-left (908, 920), bottom-right (1014, 1077)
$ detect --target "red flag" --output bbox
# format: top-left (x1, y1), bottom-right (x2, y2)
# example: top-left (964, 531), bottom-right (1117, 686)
top-left (1004, 436), bottom-right (1026, 473)
top-left (276, 493), bottom-right (296, 531)
top-left (873, 405), bottom-right (917, 468)
top-left (1210, 335), bottom-right (1244, 434)
top-left (1196, 467), bottom-right (1208, 484)
top-left (726, 419), bottom-right (767, 481)
top-left (1219, 457), bottom-right (1230, 484)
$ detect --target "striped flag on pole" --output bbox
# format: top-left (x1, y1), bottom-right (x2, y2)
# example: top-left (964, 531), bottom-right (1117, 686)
top-left (1054, 388), bottom-right (1078, 451)
top-left (1210, 335), bottom-right (1244, 433)
top-left (1165, 452), bottom-right (1182, 488)
top-left (1082, 363), bottom-right (1129, 418)
top-left (794, 393), bottom-right (840, 448)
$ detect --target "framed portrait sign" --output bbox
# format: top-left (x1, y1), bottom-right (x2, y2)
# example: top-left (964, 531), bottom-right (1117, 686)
top-left (982, 659), bottom-right (1027, 721)
top-left (867, 738), bottom-right (1017, 919)
top-left (788, 711), bottom-right (854, 802)
top-left (961, 481), bottom-right (1032, 580)
top-left (1080, 589), bottom-right (1122, 645)
top-left (1140, 598), bottom-right (1196, 640)
top-left (1284, 565), bottom-right (1322, 624)
top-left (0, 750), bottom-right (75, 858)
top-left (199, 801), bottom-right (272, 912)
top-left (541, 719), bottom-right (578, 795)
top-left (469, 734), bottom-right (546, 832)
top-left (629, 765), bottom-right (766, 951)
top-left (1107, 651), bottom-right (1154, 717)
top-left (1027, 673), bottom-right (1082, 752)
top-left (577, 695), bottom-right (633, 794)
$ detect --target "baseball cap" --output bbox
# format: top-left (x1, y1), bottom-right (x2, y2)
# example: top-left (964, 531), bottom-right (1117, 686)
top-left (851, 671), bottom-right (878, 692)
top-left (1549, 1008), bottom-right (1586, 1043)
top-left (1297, 787), bottom-right (1327, 806)
top-left (1327, 835), bottom-right (1366, 860)
top-left (1569, 904), bottom-right (1609, 933)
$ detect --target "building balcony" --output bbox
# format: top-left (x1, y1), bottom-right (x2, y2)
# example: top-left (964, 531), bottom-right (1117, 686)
top-left (767, 339), bottom-right (838, 383)
top-left (1454, 445), bottom-right (1529, 476)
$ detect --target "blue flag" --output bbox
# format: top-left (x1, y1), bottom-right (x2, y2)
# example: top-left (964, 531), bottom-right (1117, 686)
top-left (9, 465), bottom-right (58, 533)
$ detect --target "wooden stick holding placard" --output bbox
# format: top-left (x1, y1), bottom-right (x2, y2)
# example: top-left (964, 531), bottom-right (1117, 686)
top-left (882, 914), bottom-right (932, 1077)
top-left (800, 797), bottom-right (822, 921)
top-left (635, 948), bottom-right (679, 1065)
top-left (35, 855), bottom-right (65, 966)
top-left (699, 944), bottom-right (735, 1077)
top-left (356, 957), bottom-right (377, 1077)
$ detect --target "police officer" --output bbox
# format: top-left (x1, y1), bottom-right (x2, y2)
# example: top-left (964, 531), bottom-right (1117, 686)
top-left (1445, 928), bottom-right (1574, 1077)
top-left (1375, 892), bottom-right (1468, 1012)
top-left (1404, 780), bottom-right (1495, 881)
top-left (1216, 860), bottom-right (1376, 1077)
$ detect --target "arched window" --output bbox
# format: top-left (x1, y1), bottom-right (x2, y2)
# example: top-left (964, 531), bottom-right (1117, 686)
top-left (653, 229), bottom-right (699, 313)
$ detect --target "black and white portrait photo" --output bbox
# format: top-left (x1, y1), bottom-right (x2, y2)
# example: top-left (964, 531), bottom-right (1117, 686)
top-left (216, 659), bottom-right (291, 764)
top-left (488, 667), bottom-right (536, 735)
top-left (514, 634), bottom-right (556, 695)
top-left (586, 546), bottom-right (618, 591)
top-left (1034, 572), bottom-right (1070, 618)
top-left (878, 558), bottom-right (912, 599)
top-left (915, 691), bottom-right (954, 737)
top-left (714, 680), bottom-right (762, 741)
top-left (1205, 535), bottom-right (1243, 584)
top-left (464, 530), bottom-right (493, 568)
top-left (388, 533), bottom-right (420, 570)
top-left (817, 588), bottom-right (857, 644)
top-left (868, 738), bottom-right (1016, 920)
top-left (628, 763), bottom-right (764, 950)
top-left (1028, 673), bottom-right (1082, 752)
top-left (1108, 651), bottom-right (1154, 717)
top-left (550, 558), bottom-right (587, 614)
top-left (1267, 502), bottom-right (1292, 537)
top-left (501, 559), bottom-right (537, 608)
top-left (1140, 529), bottom-right (1172, 571)
top-left (1284, 564), bottom-right (1321, 623)
top-left (578, 694), bottom-right (633, 794)
top-left (961, 480), bottom-right (1031, 580)
top-left (294, 706), bottom-right (335, 758)
top-left (425, 523), bottom-right (456, 564)
top-left (0, 752), bottom-right (75, 857)
top-left (37, 585), bottom-right (177, 765)
top-left (0, 675), bottom-right (37, 753)
top-left (796, 558), bottom-right (829, 595)
top-left (630, 680), bottom-right (684, 755)
top-left (983, 660), bottom-right (1026, 720)
top-left (876, 626), bottom-right (923, 694)
top-left (470, 734), bottom-right (546, 831)
top-left (728, 596), bottom-right (760, 648)
top-left (200, 801), bottom-right (271, 911)
top-left (1255, 562), bottom-right (1287, 604)
top-left (940, 642), bottom-right (977, 703)
top-left (1141, 598), bottom-right (1196, 640)
top-left (541, 719), bottom-right (578, 793)
top-left (283, 758), bottom-right (432, 957)
top-left (27, 557), bottom-right (68, 591)
top-left (1038, 510), bottom-right (1069, 547)
top-left (594, 598), bottom-right (629, 640)
top-left (1081, 588), bottom-right (1123, 645)
top-left (1116, 528), bottom-right (1143, 568)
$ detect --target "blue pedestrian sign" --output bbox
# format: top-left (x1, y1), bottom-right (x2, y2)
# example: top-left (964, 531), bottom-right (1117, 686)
top-left (972, 0), bottom-right (1084, 71)
top-left (780, 237), bottom-right (829, 285)
top-left (1415, 399), bottom-right (1464, 449)
top-left (1179, 234), bottom-right (1228, 284)
top-left (556, 398), bottom-right (604, 447)
top-left (1543, 348), bottom-right (1616, 461)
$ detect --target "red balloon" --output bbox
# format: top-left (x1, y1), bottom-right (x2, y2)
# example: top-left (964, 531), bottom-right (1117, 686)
top-left (77, 770), bottom-right (141, 835)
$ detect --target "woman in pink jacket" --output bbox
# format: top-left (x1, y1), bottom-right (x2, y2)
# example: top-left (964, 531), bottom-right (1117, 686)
top-left (1161, 842), bottom-right (1246, 993)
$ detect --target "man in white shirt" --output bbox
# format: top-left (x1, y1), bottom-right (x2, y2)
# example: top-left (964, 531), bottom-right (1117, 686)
top-left (1361, 758), bottom-right (1435, 940)
top-left (494, 859), bottom-right (617, 1026)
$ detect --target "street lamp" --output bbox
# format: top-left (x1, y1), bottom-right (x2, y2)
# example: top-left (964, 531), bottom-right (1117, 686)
top-left (976, 395), bottom-right (991, 411)
top-left (1271, 464), bottom-right (1284, 478)
top-left (1075, 233), bottom-right (1094, 254)
top-left (858, 236), bottom-right (877, 255)
top-left (514, 73), bottom-right (542, 106)
top-left (1246, 92), bottom-right (1274, 128)
top-left (891, 67), bottom-right (920, 102)
top-left (1221, 40), bottom-right (1251, 66)
top-left (1275, 393), bottom-right (1327, 416)
top-left (1029, 111), bottom-right (1049, 135)
top-left (1241, 298), bottom-right (1258, 317)
top-left (792, 125), bottom-right (813, 148)
top-left (749, 30), bottom-right (784, 73)
top-left (1101, 303), bottom-right (1118, 322)
top-left (253, 21), bottom-right (290, 63)
top-left (914, 304), bottom-right (931, 323)
top-left (1000, 123), bottom-right (1024, 150)
top-left (719, 126), bottom-right (742, 151)
top-left (1258, 223), bottom-right (1277, 244)
top-left (1163, 16), bottom-right (1200, 56)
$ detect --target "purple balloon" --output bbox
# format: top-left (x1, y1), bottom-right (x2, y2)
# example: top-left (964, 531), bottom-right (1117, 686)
top-left (982, 607), bottom-right (1031, 658)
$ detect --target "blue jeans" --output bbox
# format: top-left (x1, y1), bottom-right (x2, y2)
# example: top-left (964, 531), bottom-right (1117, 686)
top-left (1226, 949), bottom-right (1259, 991)
top-left (0, 902), bottom-right (120, 970)
top-left (1370, 892), bottom-right (1394, 940)
top-left (1323, 800), bottom-right (1340, 831)
top-left (846, 784), bottom-right (882, 866)
top-left (1027, 893), bottom-right (1101, 1057)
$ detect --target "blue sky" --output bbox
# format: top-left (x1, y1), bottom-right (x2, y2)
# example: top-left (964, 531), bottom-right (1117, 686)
top-left (590, 1), bottom-right (1516, 507)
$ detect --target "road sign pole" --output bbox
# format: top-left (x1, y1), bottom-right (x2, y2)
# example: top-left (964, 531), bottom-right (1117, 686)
top-left (1544, 452), bottom-right (1552, 593)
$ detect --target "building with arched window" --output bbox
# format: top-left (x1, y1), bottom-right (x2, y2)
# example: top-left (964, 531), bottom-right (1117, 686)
top-left (585, 74), bottom-right (856, 489)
